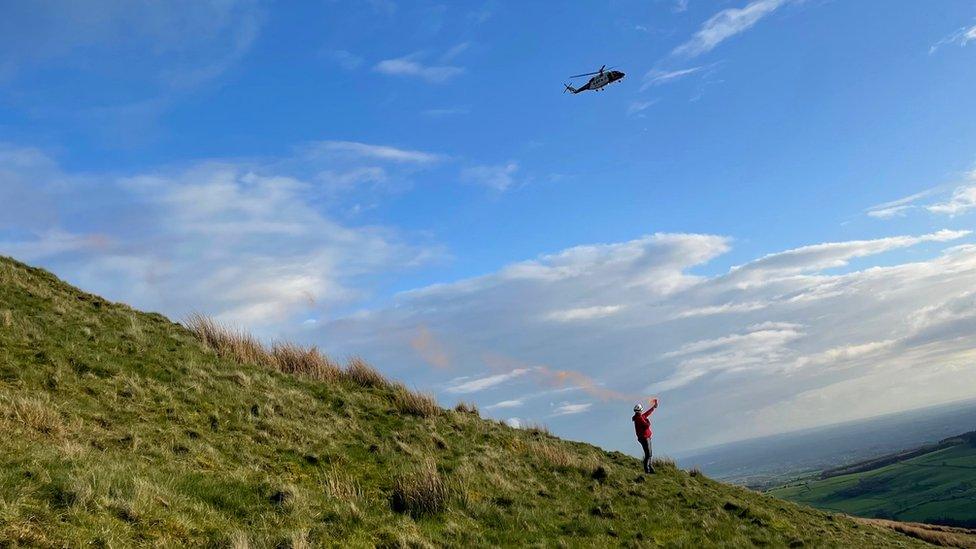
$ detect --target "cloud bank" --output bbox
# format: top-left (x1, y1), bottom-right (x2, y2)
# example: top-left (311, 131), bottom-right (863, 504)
top-left (316, 229), bottom-right (976, 452)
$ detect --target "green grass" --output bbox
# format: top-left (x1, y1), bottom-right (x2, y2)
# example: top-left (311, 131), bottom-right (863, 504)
top-left (0, 256), bottom-right (931, 547)
top-left (771, 443), bottom-right (976, 527)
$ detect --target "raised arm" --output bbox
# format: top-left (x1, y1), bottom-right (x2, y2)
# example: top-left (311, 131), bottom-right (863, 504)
top-left (642, 398), bottom-right (658, 418)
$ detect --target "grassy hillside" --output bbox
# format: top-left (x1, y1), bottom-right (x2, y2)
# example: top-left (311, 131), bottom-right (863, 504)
top-left (0, 256), bottom-right (932, 547)
top-left (771, 443), bottom-right (976, 527)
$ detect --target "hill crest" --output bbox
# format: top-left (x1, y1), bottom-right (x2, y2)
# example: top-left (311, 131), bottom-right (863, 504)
top-left (0, 255), bottom-right (930, 547)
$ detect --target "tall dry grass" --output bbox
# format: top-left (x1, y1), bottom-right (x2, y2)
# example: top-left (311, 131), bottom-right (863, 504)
top-left (453, 401), bottom-right (479, 416)
top-left (185, 314), bottom-right (444, 417)
top-left (390, 459), bottom-right (451, 518)
top-left (344, 357), bottom-right (390, 389)
top-left (185, 314), bottom-right (268, 366)
top-left (1, 394), bottom-right (64, 435)
top-left (530, 438), bottom-right (598, 472)
top-left (392, 385), bottom-right (440, 418)
top-left (858, 518), bottom-right (976, 548)
top-left (323, 470), bottom-right (363, 502)
top-left (271, 342), bottom-right (341, 382)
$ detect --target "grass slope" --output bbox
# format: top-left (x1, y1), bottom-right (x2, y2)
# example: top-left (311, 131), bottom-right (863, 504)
top-left (772, 443), bottom-right (976, 527)
top-left (0, 256), bottom-right (930, 547)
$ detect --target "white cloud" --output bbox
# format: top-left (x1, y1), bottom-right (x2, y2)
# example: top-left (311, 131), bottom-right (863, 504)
top-left (728, 230), bottom-right (969, 282)
top-left (673, 0), bottom-right (789, 57)
top-left (868, 171), bottom-right (976, 219)
top-left (374, 53), bottom-right (464, 83)
top-left (0, 144), bottom-right (435, 333)
top-left (486, 399), bottom-right (524, 410)
top-left (930, 23), bottom-right (976, 54)
top-left (461, 162), bottom-right (520, 191)
top-left (627, 100), bottom-right (658, 116)
top-left (307, 141), bottom-right (444, 164)
top-left (546, 305), bottom-right (624, 322)
top-left (927, 184), bottom-right (976, 216)
top-left (866, 188), bottom-right (938, 218)
top-left (318, 229), bottom-right (976, 453)
top-left (641, 66), bottom-right (703, 90)
top-left (444, 369), bottom-right (530, 394)
top-left (674, 301), bottom-right (768, 318)
top-left (552, 402), bottom-right (592, 416)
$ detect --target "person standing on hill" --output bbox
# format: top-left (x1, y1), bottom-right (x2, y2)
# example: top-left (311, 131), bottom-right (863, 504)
top-left (632, 398), bottom-right (658, 474)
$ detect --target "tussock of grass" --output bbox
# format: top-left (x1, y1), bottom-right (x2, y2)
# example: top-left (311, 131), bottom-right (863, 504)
top-left (2, 394), bottom-right (64, 435)
top-left (523, 422), bottom-right (551, 437)
top-left (391, 459), bottom-right (453, 518)
top-left (185, 313), bottom-right (269, 366)
top-left (454, 401), bottom-right (479, 416)
top-left (323, 470), bottom-right (363, 502)
top-left (392, 385), bottom-right (440, 418)
top-left (652, 456), bottom-right (678, 472)
top-left (271, 342), bottom-right (341, 382)
top-left (344, 356), bottom-right (391, 389)
top-left (530, 438), bottom-right (599, 472)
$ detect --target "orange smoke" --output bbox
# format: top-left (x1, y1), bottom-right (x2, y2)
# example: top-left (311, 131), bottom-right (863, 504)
top-left (482, 352), bottom-right (642, 403)
top-left (410, 325), bottom-right (451, 369)
top-left (535, 365), bottom-right (640, 402)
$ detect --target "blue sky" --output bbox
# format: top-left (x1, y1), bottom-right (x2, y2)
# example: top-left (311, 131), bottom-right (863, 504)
top-left (2, 0), bottom-right (976, 455)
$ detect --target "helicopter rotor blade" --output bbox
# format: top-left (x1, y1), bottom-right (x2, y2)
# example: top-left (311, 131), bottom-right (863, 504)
top-left (568, 71), bottom-right (600, 78)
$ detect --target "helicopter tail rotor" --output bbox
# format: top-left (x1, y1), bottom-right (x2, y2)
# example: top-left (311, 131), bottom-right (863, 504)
top-left (563, 83), bottom-right (577, 94)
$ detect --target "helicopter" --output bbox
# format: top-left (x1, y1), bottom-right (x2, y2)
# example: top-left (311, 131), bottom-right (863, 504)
top-left (563, 65), bottom-right (625, 94)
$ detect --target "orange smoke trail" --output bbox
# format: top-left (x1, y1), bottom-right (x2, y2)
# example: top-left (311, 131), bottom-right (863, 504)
top-left (410, 325), bottom-right (451, 369)
top-left (481, 352), bottom-right (645, 403)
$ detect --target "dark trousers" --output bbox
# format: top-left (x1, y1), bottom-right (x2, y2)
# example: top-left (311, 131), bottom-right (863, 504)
top-left (639, 437), bottom-right (653, 472)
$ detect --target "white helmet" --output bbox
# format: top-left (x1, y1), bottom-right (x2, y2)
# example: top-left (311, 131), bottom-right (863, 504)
top-left (633, 403), bottom-right (643, 412)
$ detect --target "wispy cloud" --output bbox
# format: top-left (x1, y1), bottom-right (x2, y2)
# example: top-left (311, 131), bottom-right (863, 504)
top-left (927, 184), bottom-right (976, 216)
top-left (320, 228), bottom-right (976, 451)
top-left (374, 52), bottom-right (464, 83)
top-left (546, 305), bottom-right (624, 322)
top-left (440, 42), bottom-right (471, 63)
top-left (627, 100), bottom-right (658, 116)
top-left (866, 188), bottom-right (938, 219)
top-left (642, 66), bottom-right (703, 90)
top-left (673, 0), bottom-right (789, 57)
top-left (729, 230), bottom-right (970, 281)
top-left (308, 141), bottom-right (444, 164)
top-left (444, 368), bottom-right (530, 394)
top-left (0, 144), bottom-right (437, 331)
top-left (486, 399), bottom-right (524, 410)
top-left (552, 402), bottom-right (592, 416)
top-left (325, 49), bottom-right (364, 70)
top-left (930, 23), bottom-right (976, 54)
top-left (868, 171), bottom-right (976, 219)
top-left (461, 162), bottom-right (520, 191)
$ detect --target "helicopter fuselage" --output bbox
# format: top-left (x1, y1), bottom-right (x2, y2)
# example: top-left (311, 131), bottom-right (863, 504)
top-left (567, 69), bottom-right (625, 94)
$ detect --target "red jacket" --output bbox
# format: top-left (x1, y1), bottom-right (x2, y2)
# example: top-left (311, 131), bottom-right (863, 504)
top-left (632, 406), bottom-right (656, 439)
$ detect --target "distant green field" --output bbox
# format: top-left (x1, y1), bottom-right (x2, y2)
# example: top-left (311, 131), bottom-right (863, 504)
top-left (771, 444), bottom-right (976, 526)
